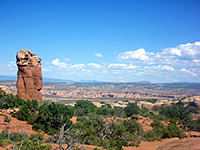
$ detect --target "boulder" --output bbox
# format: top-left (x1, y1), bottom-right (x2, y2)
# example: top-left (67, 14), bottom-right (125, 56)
top-left (16, 49), bottom-right (43, 104)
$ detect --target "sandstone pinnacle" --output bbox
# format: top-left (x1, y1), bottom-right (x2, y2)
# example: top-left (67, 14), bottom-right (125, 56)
top-left (16, 49), bottom-right (43, 104)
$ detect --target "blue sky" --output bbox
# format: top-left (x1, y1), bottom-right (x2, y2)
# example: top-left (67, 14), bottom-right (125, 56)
top-left (0, 0), bottom-right (200, 82)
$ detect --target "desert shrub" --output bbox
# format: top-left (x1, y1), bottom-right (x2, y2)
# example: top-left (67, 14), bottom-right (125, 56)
top-left (166, 122), bottom-right (185, 139)
top-left (145, 99), bottom-right (157, 104)
top-left (158, 100), bottom-right (200, 131)
top-left (14, 100), bottom-right (73, 135)
top-left (76, 116), bottom-right (87, 122)
top-left (0, 130), bottom-right (11, 146)
top-left (144, 120), bottom-right (185, 141)
top-left (112, 124), bottom-right (126, 139)
top-left (33, 102), bottom-right (73, 135)
top-left (0, 130), bottom-right (51, 149)
top-left (186, 118), bottom-right (200, 132)
top-left (14, 100), bottom-right (39, 124)
top-left (124, 102), bottom-right (140, 117)
top-left (10, 131), bottom-right (28, 142)
top-left (113, 106), bottom-right (126, 118)
top-left (95, 107), bottom-right (114, 116)
top-left (123, 119), bottom-right (144, 135)
top-left (152, 105), bottom-right (160, 111)
top-left (29, 134), bottom-right (44, 144)
top-left (101, 103), bottom-right (112, 108)
top-left (4, 115), bottom-right (11, 123)
top-left (144, 130), bottom-right (157, 141)
top-left (74, 108), bottom-right (85, 116)
top-left (0, 89), bottom-right (25, 109)
top-left (17, 138), bottom-right (52, 150)
top-left (129, 142), bottom-right (140, 147)
top-left (101, 139), bottom-right (123, 150)
top-left (75, 100), bottom-right (97, 115)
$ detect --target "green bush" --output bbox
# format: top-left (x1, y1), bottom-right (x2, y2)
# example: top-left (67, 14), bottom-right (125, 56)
top-left (75, 100), bottom-right (97, 115)
top-left (145, 99), bottom-right (157, 104)
top-left (113, 106), bottom-right (126, 118)
top-left (124, 119), bottom-right (144, 135)
top-left (0, 130), bottom-right (51, 149)
top-left (0, 90), bottom-right (25, 109)
top-left (158, 100), bottom-right (200, 131)
top-left (124, 102), bottom-right (140, 117)
top-left (4, 116), bottom-right (11, 123)
top-left (14, 100), bottom-right (39, 123)
top-left (14, 100), bottom-right (73, 135)
top-left (129, 142), bottom-right (140, 147)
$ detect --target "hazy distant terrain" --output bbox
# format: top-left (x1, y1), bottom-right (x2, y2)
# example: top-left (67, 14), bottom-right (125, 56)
top-left (1, 80), bottom-right (200, 104)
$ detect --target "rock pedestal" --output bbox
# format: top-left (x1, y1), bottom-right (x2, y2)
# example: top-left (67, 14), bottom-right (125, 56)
top-left (16, 49), bottom-right (43, 104)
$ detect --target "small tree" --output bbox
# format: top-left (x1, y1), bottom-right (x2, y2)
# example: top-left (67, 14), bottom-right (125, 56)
top-left (4, 115), bottom-right (11, 123)
top-left (124, 102), bottom-right (140, 117)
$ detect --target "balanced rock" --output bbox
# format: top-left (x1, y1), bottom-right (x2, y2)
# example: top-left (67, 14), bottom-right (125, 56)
top-left (16, 49), bottom-right (43, 104)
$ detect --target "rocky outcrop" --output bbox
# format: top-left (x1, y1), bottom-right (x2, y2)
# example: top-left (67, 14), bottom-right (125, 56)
top-left (16, 49), bottom-right (43, 104)
top-left (0, 86), bottom-right (11, 94)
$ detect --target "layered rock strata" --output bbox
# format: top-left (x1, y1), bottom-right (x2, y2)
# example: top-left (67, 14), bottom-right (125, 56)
top-left (16, 49), bottom-right (43, 103)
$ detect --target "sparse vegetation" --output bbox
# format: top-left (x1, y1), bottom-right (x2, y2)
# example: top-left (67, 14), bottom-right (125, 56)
top-left (4, 115), bottom-right (11, 123)
top-left (158, 100), bottom-right (200, 132)
top-left (145, 99), bottom-right (158, 104)
top-left (0, 130), bottom-right (52, 149)
top-left (1, 88), bottom-right (199, 149)
top-left (0, 88), bottom-right (25, 109)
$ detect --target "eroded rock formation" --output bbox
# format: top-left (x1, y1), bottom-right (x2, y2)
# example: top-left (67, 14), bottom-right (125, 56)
top-left (16, 49), bottom-right (43, 103)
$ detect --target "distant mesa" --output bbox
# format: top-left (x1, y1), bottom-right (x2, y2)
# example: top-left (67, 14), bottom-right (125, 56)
top-left (16, 49), bottom-right (43, 104)
top-left (132, 81), bottom-right (151, 84)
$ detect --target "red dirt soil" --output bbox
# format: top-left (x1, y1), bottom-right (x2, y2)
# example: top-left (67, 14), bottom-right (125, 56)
top-left (0, 112), bottom-right (48, 138)
top-left (1, 112), bottom-right (200, 150)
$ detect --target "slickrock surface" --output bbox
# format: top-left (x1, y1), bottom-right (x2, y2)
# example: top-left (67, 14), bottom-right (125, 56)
top-left (156, 138), bottom-right (200, 150)
top-left (16, 49), bottom-right (43, 103)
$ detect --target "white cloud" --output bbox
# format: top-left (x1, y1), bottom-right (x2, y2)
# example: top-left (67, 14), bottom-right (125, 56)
top-left (181, 68), bottom-right (190, 73)
top-left (95, 53), bottom-right (103, 57)
top-left (87, 63), bottom-right (102, 69)
top-left (162, 65), bottom-right (174, 71)
top-left (51, 59), bottom-right (67, 68)
top-left (64, 58), bottom-right (70, 62)
top-left (118, 48), bottom-right (149, 62)
top-left (193, 59), bottom-right (199, 63)
top-left (71, 64), bottom-right (85, 69)
top-left (125, 64), bottom-right (137, 69)
top-left (42, 68), bottom-right (49, 72)
top-left (118, 41), bottom-right (200, 68)
top-left (153, 65), bottom-right (174, 71)
top-left (108, 63), bottom-right (136, 70)
top-left (108, 63), bottom-right (127, 69)
top-left (160, 41), bottom-right (200, 61)
top-left (181, 68), bottom-right (198, 76)
top-left (8, 61), bottom-right (17, 68)
top-left (43, 42), bottom-right (200, 82)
